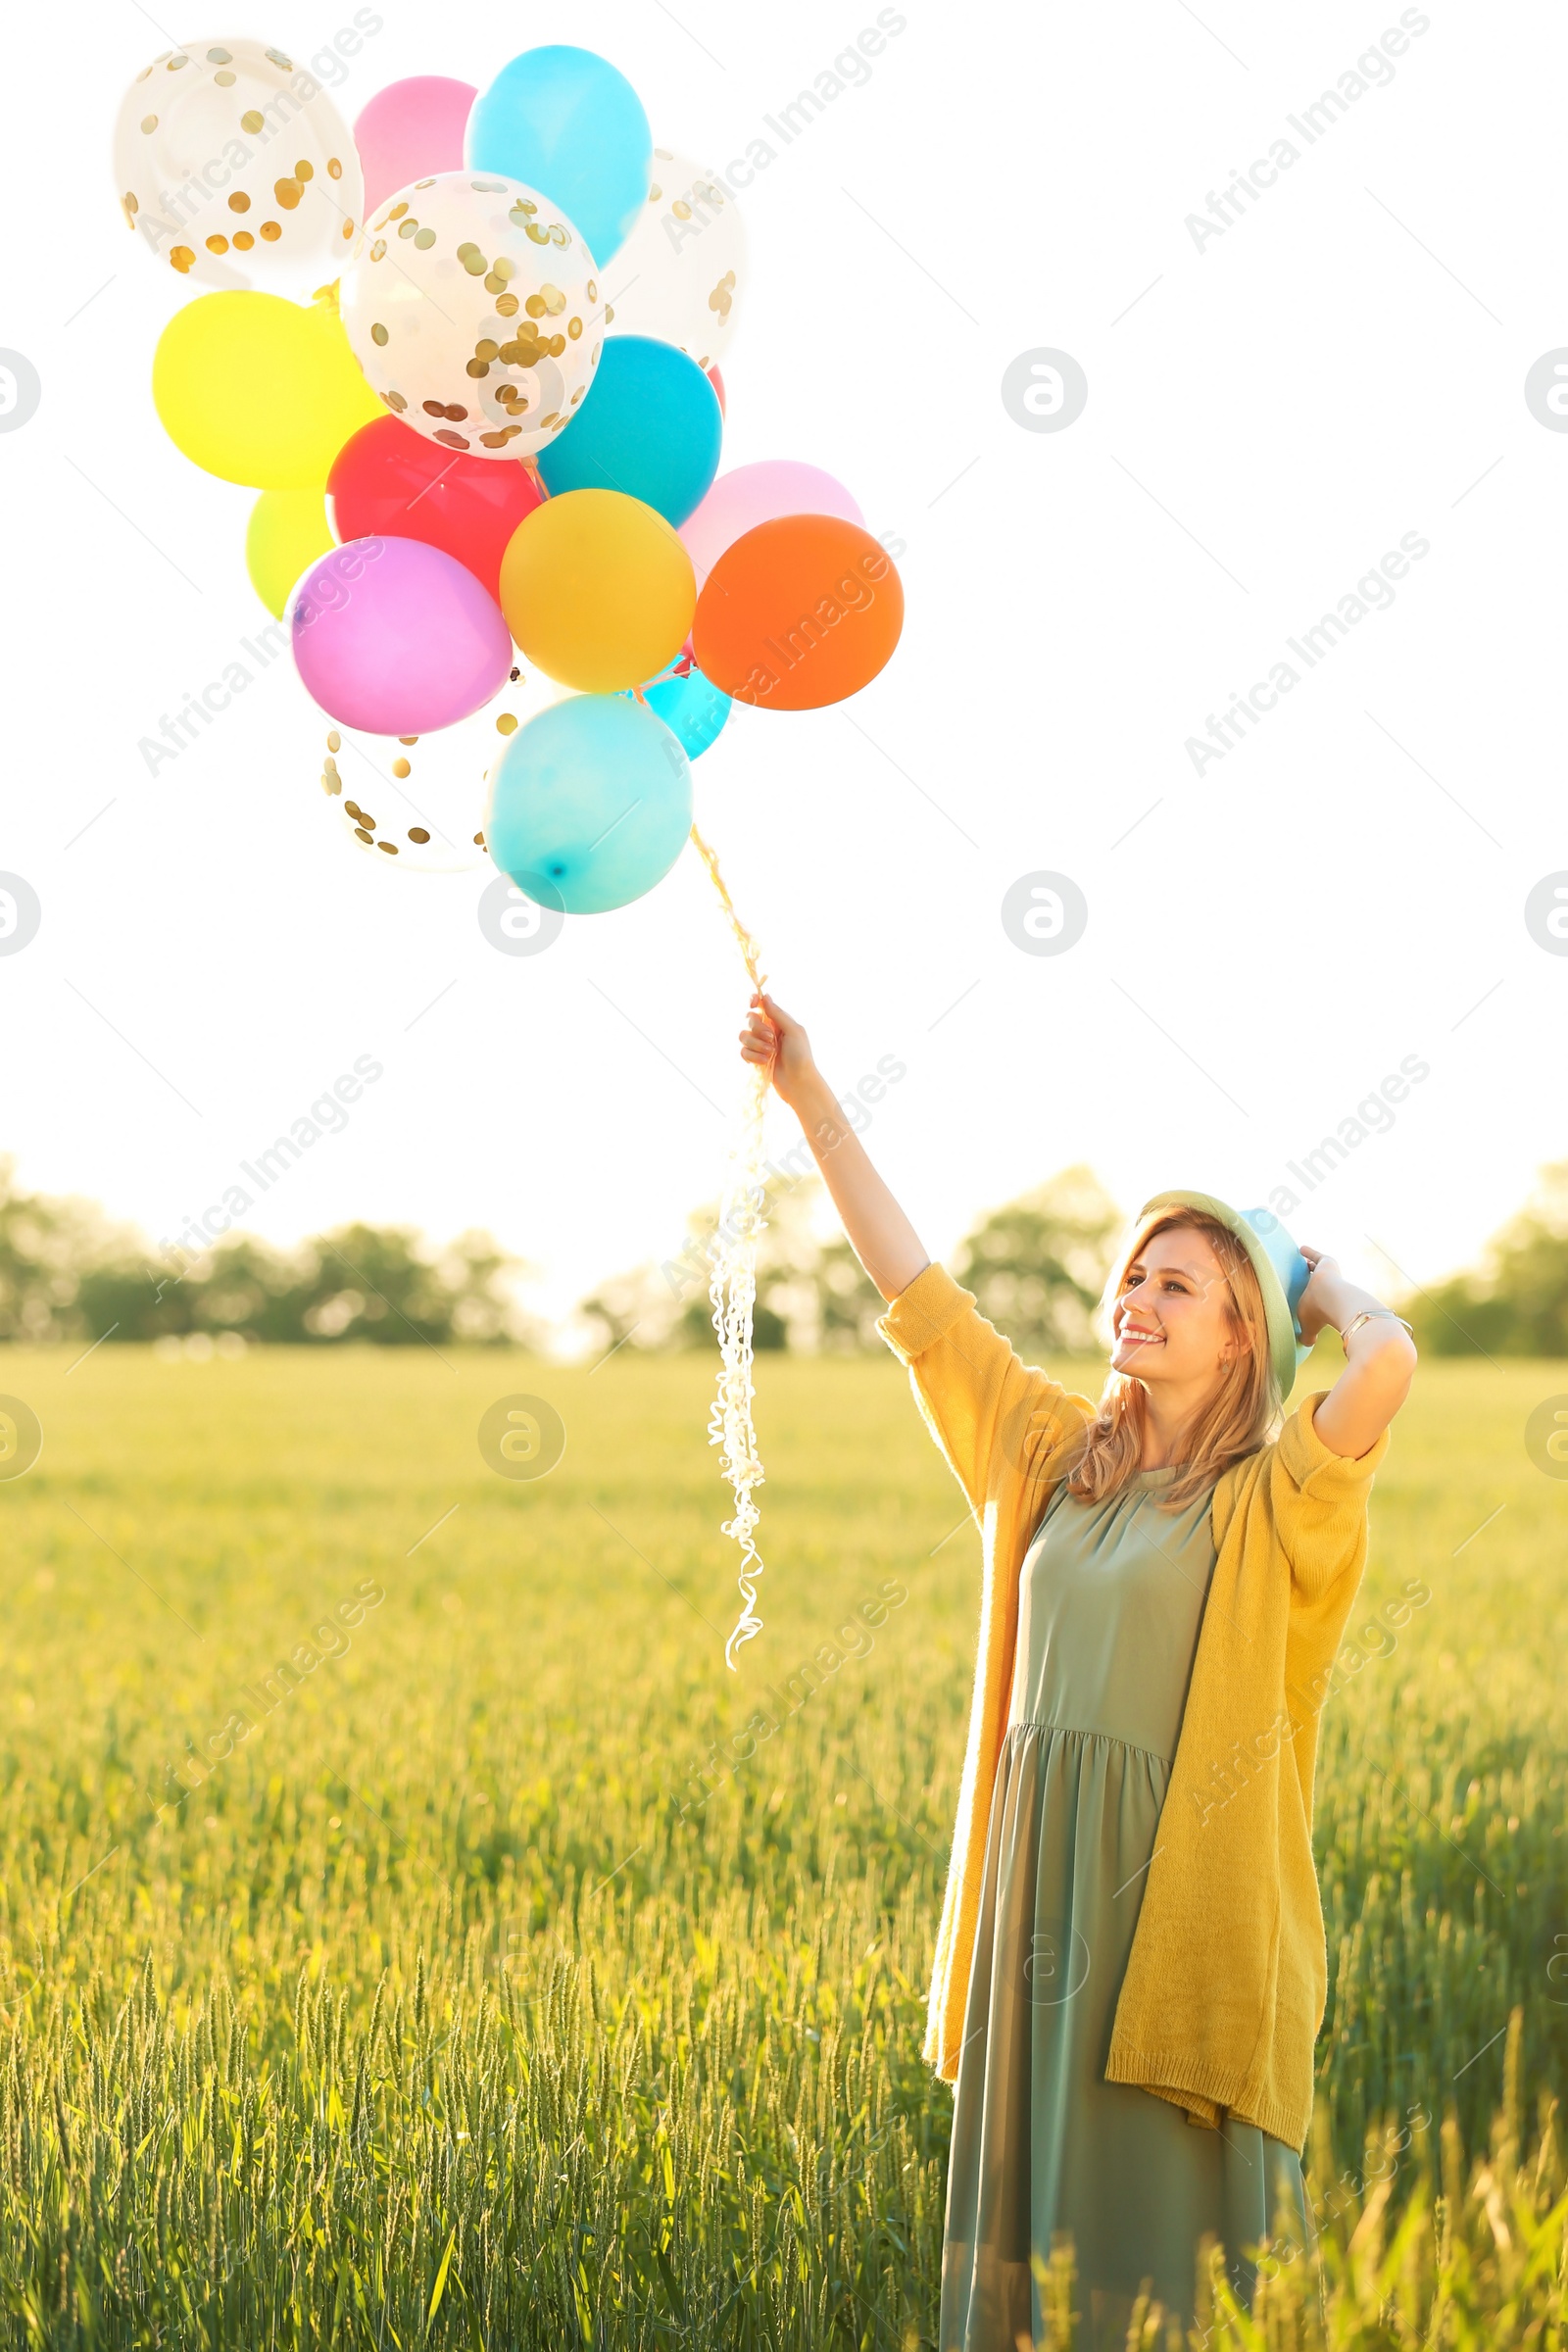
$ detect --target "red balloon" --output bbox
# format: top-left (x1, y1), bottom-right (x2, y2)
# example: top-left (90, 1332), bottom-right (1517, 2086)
top-left (707, 366), bottom-right (726, 418)
top-left (327, 416), bottom-right (544, 600)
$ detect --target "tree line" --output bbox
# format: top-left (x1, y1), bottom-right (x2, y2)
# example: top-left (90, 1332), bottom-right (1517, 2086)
top-left (0, 1169), bottom-right (525, 1349)
top-left (1, 1154), bottom-right (1563, 1355)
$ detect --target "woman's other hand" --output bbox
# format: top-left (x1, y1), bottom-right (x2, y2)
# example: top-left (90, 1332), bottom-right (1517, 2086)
top-left (1295, 1246), bottom-right (1348, 1347)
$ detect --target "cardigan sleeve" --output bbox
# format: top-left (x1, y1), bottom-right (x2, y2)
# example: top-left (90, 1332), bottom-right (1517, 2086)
top-left (877, 1262), bottom-right (1091, 1516)
top-left (1268, 1390), bottom-right (1391, 1599)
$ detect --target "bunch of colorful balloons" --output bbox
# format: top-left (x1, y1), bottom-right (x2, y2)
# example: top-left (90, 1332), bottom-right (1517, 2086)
top-left (118, 37), bottom-right (906, 908)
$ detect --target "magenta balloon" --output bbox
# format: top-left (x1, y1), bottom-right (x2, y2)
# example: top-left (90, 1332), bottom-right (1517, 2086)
top-left (292, 536), bottom-right (512, 734)
top-left (353, 76), bottom-right (477, 217)
top-left (679, 461), bottom-right (865, 590)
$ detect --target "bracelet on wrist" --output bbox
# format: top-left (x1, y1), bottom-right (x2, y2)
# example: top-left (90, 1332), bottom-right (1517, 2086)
top-left (1339, 1308), bottom-right (1413, 1348)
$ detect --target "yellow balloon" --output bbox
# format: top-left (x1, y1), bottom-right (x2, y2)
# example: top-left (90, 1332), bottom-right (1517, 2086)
top-left (499, 489), bottom-right (696, 693)
top-left (245, 489), bottom-right (335, 618)
top-left (153, 291), bottom-right (382, 490)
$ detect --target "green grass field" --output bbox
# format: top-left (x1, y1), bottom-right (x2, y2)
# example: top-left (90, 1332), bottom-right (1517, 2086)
top-left (0, 1342), bottom-right (1565, 2346)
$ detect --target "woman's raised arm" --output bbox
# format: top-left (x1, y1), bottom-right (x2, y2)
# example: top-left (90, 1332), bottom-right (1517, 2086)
top-left (1295, 1248), bottom-right (1418, 1459)
top-left (741, 991), bottom-right (929, 1302)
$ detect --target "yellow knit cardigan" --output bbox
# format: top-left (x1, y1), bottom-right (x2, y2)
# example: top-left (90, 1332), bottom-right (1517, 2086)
top-left (878, 1261), bottom-right (1390, 2155)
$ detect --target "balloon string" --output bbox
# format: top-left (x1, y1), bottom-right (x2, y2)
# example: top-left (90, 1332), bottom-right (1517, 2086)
top-left (689, 818), bottom-right (770, 1669)
top-left (689, 820), bottom-right (766, 996)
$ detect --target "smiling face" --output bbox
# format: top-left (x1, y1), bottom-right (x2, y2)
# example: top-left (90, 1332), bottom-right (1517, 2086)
top-left (1109, 1222), bottom-right (1248, 1396)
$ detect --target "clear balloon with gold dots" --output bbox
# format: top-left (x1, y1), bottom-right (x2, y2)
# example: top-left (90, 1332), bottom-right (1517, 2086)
top-left (318, 665), bottom-right (569, 873)
top-left (340, 171), bottom-right (605, 460)
top-left (114, 38), bottom-right (365, 294)
top-left (604, 147), bottom-right (746, 371)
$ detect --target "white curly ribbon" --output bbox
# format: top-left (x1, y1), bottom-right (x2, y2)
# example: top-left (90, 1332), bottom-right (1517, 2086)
top-left (688, 820), bottom-right (771, 1669)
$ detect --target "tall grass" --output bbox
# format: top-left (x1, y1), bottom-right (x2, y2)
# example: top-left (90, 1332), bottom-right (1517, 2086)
top-left (0, 1343), bottom-right (1562, 2343)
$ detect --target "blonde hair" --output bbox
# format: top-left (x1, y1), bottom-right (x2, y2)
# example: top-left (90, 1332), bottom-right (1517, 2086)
top-left (1045, 1207), bottom-right (1282, 1512)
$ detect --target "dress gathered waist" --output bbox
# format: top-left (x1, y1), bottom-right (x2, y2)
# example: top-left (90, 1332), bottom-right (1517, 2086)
top-left (1004, 1718), bottom-right (1176, 1768)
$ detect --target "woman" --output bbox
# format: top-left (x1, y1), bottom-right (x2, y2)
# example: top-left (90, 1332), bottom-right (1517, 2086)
top-left (739, 992), bottom-right (1417, 2349)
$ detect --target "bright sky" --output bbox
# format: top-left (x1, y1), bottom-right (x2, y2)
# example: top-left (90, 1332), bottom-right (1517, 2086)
top-left (5, 0), bottom-right (1564, 1334)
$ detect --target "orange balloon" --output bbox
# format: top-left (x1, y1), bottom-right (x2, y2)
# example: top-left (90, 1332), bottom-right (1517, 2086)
top-left (692, 515), bottom-right (904, 710)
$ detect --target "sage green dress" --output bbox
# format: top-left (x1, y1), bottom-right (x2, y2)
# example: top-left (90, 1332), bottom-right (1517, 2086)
top-left (938, 1467), bottom-right (1312, 2352)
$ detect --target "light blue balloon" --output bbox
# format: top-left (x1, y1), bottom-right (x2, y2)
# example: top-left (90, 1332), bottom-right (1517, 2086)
top-left (625, 659), bottom-right (731, 759)
top-left (487, 695), bottom-right (691, 914)
top-left (539, 336), bottom-right (722, 526)
top-left (466, 45), bottom-right (652, 268)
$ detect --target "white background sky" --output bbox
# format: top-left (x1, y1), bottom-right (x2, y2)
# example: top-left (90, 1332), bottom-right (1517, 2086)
top-left (4, 0), bottom-right (1564, 1336)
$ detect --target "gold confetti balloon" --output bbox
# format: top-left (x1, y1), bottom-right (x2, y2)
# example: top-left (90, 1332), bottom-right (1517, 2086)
top-left (340, 172), bottom-right (604, 460)
top-left (603, 147), bottom-right (746, 372)
top-left (114, 38), bottom-right (365, 294)
top-left (318, 667), bottom-right (567, 874)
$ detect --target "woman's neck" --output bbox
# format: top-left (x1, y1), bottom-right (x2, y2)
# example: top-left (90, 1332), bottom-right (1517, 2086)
top-left (1138, 1388), bottom-right (1203, 1469)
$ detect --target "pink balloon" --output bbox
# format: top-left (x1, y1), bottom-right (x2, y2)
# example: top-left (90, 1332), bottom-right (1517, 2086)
top-left (292, 537), bottom-right (512, 734)
top-left (353, 76), bottom-right (477, 218)
top-left (679, 461), bottom-right (864, 590)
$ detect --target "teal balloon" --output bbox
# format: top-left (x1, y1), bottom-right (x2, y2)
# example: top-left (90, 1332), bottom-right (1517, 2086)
top-left (628, 659), bottom-right (731, 759)
top-left (539, 336), bottom-right (721, 526)
top-left (487, 695), bottom-right (691, 914)
top-left (466, 46), bottom-right (651, 267)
